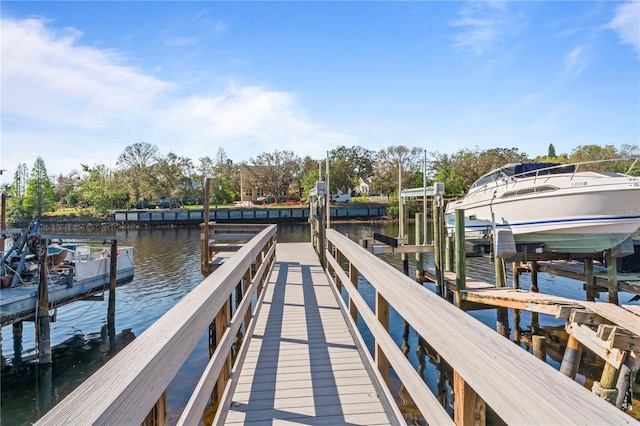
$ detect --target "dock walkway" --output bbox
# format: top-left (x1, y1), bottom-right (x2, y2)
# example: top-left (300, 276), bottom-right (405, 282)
top-left (222, 243), bottom-right (398, 425)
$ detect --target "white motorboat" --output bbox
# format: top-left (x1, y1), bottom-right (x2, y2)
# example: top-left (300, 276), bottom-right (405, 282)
top-left (1, 220), bottom-right (134, 326)
top-left (444, 160), bottom-right (640, 254)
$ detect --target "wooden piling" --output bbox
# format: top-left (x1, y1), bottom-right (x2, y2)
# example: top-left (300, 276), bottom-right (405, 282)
top-left (37, 243), bottom-right (51, 364)
top-left (584, 258), bottom-right (596, 301)
top-left (36, 364), bottom-right (52, 414)
top-left (201, 178), bottom-right (211, 274)
top-left (375, 290), bottom-right (390, 384)
top-left (12, 321), bottom-right (23, 363)
top-left (599, 362), bottom-right (620, 390)
top-left (605, 249), bottom-right (619, 305)
top-left (494, 255), bottom-right (506, 289)
top-left (615, 362), bottom-right (633, 410)
top-left (415, 213), bottom-right (424, 279)
top-left (453, 370), bottom-right (486, 426)
top-left (108, 239), bottom-right (118, 353)
top-left (513, 309), bottom-right (522, 345)
top-left (529, 260), bottom-right (539, 293)
top-left (532, 335), bottom-right (546, 361)
top-left (433, 197), bottom-right (444, 296)
top-left (512, 262), bottom-right (520, 289)
top-left (496, 308), bottom-right (510, 339)
top-left (445, 234), bottom-right (453, 272)
top-left (559, 335), bottom-right (583, 379)
top-left (454, 209), bottom-right (466, 309)
top-left (437, 200), bottom-right (446, 288)
top-left (592, 362), bottom-right (620, 405)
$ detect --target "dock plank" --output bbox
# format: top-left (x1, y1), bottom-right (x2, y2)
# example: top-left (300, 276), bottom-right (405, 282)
top-left (223, 243), bottom-right (397, 425)
top-left (581, 301), bottom-right (640, 337)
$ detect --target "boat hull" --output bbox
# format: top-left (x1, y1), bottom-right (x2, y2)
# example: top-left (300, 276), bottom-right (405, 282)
top-left (445, 174), bottom-right (640, 254)
top-left (0, 247), bottom-right (135, 327)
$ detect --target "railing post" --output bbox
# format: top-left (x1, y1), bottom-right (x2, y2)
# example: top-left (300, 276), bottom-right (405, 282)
top-left (141, 390), bottom-right (167, 426)
top-left (375, 291), bottom-right (389, 384)
top-left (453, 370), bottom-right (486, 425)
top-left (334, 247), bottom-right (342, 293)
top-left (243, 269), bottom-right (252, 333)
top-left (216, 299), bottom-right (231, 399)
top-left (327, 240), bottom-right (335, 286)
top-left (348, 262), bottom-right (358, 323)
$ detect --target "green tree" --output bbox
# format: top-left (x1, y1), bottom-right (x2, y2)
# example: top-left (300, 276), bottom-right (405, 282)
top-left (371, 146), bottom-right (422, 196)
top-left (6, 163), bottom-right (29, 222)
top-left (431, 147), bottom-right (529, 196)
top-left (568, 144), bottom-right (631, 173)
top-left (117, 142), bottom-right (159, 203)
top-left (548, 143), bottom-right (556, 158)
top-left (154, 152), bottom-right (194, 203)
top-left (77, 164), bottom-right (128, 211)
top-left (23, 157), bottom-right (56, 217)
top-left (328, 146), bottom-right (376, 195)
top-left (247, 150), bottom-right (302, 203)
top-left (214, 148), bottom-right (240, 204)
top-left (299, 156), bottom-right (323, 201)
top-left (54, 172), bottom-right (79, 206)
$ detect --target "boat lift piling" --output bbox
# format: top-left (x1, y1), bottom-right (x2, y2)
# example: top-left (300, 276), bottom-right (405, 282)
top-left (36, 238), bottom-right (51, 364)
top-left (108, 239), bottom-right (118, 353)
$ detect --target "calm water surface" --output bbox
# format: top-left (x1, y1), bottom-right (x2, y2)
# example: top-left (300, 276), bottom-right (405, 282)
top-left (1, 223), bottom-right (638, 424)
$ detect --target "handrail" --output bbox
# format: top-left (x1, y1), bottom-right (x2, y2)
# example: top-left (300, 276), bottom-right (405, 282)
top-left (325, 229), bottom-right (634, 425)
top-left (36, 224), bottom-right (277, 426)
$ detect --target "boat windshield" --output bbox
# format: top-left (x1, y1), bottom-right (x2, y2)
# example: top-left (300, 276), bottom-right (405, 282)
top-left (471, 162), bottom-right (576, 188)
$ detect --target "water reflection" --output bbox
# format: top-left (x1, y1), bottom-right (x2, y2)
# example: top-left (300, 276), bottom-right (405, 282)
top-left (1, 223), bottom-right (638, 424)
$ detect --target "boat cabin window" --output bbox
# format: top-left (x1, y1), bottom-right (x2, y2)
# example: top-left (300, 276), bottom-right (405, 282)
top-left (502, 185), bottom-right (558, 198)
top-left (471, 162), bottom-right (576, 189)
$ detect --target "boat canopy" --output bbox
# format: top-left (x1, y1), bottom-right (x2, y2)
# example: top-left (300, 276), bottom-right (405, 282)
top-left (471, 162), bottom-right (576, 188)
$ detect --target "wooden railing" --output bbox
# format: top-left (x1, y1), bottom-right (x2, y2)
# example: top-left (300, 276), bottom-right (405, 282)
top-left (324, 229), bottom-right (634, 425)
top-left (36, 224), bottom-right (277, 426)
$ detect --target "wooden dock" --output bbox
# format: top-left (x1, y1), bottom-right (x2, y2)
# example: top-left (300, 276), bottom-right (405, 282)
top-left (35, 224), bottom-right (638, 426)
top-left (221, 243), bottom-right (400, 425)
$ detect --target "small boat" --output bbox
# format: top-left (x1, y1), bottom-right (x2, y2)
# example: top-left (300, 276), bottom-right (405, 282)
top-left (444, 159), bottom-right (640, 254)
top-left (1, 219), bottom-right (134, 326)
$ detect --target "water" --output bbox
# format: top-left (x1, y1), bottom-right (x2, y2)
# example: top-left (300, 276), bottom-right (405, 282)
top-left (1, 223), bottom-right (638, 424)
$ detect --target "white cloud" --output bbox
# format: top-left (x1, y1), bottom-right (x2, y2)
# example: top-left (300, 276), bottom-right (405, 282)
top-left (607, 1), bottom-right (640, 54)
top-left (2, 18), bottom-right (170, 128)
top-left (165, 37), bottom-right (199, 47)
top-left (450, 0), bottom-right (524, 56)
top-left (0, 17), bottom-right (350, 179)
top-left (564, 45), bottom-right (588, 78)
top-left (213, 20), bottom-right (227, 34)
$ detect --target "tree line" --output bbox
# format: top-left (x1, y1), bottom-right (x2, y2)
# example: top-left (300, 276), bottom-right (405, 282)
top-left (3, 142), bottom-right (638, 222)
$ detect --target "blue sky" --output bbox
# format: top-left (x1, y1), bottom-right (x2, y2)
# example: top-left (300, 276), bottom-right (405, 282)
top-left (1, 1), bottom-right (638, 181)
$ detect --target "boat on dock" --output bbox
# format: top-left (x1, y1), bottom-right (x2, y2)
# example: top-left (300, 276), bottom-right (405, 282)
top-left (444, 159), bottom-right (640, 254)
top-left (1, 220), bottom-right (134, 326)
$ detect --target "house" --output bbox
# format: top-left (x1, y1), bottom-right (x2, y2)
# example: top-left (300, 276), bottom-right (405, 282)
top-left (239, 165), bottom-right (301, 203)
top-left (356, 177), bottom-right (371, 196)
